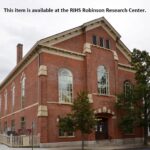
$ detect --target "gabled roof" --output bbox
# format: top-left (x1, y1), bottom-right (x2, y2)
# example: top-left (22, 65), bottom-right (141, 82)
top-left (38, 16), bottom-right (131, 58)
top-left (38, 16), bottom-right (121, 45)
top-left (0, 17), bottom-right (131, 89)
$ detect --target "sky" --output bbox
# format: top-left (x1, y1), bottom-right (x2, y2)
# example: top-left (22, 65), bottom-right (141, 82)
top-left (0, 0), bottom-right (150, 82)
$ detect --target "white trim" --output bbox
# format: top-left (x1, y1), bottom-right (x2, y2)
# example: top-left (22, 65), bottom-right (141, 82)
top-left (11, 84), bottom-right (15, 112)
top-left (0, 95), bottom-right (1, 113)
top-left (97, 65), bottom-right (109, 95)
top-left (58, 68), bottom-right (73, 104)
top-left (0, 54), bottom-right (38, 90)
top-left (42, 30), bottom-right (82, 46)
top-left (116, 44), bottom-right (131, 62)
top-left (0, 102), bottom-right (39, 120)
top-left (118, 67), bottom-right (136, 73)
top-left (4, 89), bottom-right (7, 114)
top-left (39, 17), bottom-right (121, 47)
top-left (41, 47), bottom-right (85, 61)
top-left (92, 93), bottom-right (116, 98)
top-left (39, 27), bottom-right (82, 45)
top-left (118, 63), bottom-right (132, 68)
top-left (47, 101), bottom-right (73, 105)
top-left (58, 102), bottom-right (73, 105)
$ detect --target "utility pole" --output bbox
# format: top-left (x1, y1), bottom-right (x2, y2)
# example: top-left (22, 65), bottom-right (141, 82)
top-left (32, 121), bottom-right (34, 150)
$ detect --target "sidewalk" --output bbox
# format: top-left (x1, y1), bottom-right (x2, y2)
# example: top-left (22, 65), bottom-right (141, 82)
top-left (0, 143), bottom-right (148, 150)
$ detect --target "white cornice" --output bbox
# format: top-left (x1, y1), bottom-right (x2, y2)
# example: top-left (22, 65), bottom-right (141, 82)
top-left (118, 63), bottom-right (135, 73)
top-left (39, 45), bottom-right (85, 61)
top-left (116, 43), bottom-right (131, 62)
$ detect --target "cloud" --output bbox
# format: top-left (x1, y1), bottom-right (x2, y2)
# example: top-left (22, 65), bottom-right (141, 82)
top-left (0, 0), bottom-right (150, 82)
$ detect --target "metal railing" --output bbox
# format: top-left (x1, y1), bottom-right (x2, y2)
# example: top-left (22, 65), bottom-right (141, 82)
top-left (0, 134), bottom-right (40, 147)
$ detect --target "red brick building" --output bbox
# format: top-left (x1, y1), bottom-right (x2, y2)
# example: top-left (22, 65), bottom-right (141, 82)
top-left (0, 17), bottom-right (143, 147)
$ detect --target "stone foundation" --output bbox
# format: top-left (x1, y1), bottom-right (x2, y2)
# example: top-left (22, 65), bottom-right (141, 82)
top-left (40, 137), bottom-right (143, 148)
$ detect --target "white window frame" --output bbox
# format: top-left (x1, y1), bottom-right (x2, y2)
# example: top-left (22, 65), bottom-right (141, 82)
top-left (97, 66), bottom-right (109, 95)
top-left (0, 95), bottom-right (1, 113)
top-left (11, 83), bottom-right (15, 112)
top-left (105, 39), bottom-right (111, 49)
top-left (58, 68), bottom-right (73, 104)
top-left (20, 73), bottom-right (26, 108)
top-left (4, 90), bottom-right (7, 115)
top-left (124, 80), bottom-right (132, 97)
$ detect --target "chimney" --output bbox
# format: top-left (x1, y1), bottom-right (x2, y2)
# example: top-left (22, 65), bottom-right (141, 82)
top-left (17, 43), bottom-right (23, 64)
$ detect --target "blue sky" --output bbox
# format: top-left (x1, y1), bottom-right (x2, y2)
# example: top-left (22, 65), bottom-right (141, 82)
top-left (0, 0), bottom-right (150, 82)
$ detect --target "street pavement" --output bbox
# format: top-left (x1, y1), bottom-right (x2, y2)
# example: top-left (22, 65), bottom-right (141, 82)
top-left (0, 144), bottom-right (150, 150)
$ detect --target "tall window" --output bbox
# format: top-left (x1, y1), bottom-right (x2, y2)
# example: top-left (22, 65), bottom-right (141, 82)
top-left (0, 121), bottom-right (2, 133)
top-left (4, 121), bottom-right (7, 133)
top-left (59, 119), bottom-right (74, 137)
top-left (0, 95), bottom-right (1, 114)
top-left (105, 39), bottom-right (110, 49)
top-left (97, 66), bottom-right (109, 95)
top-left (99, 37), bottom-right (104, 47)
top-left (21, 74), bottom-right (26, 108)
top-left (20, 117), bottom-right (26, 129)
top-left (4, 90), bottom-right (7, 114)
top-left (11, 120), bottom-right (15, 131)
top-left (59, 69), bottom-right (73, 103)
top-left (124, 80), bottom-right (132, 97)
top-left (11, 84), bottom-right (15, 112)
top-left (92, 35), bottom-right (97, 45)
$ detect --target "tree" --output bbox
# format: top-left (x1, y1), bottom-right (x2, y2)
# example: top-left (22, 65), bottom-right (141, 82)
top-left (59, 91), bottom-right (96, 150)
top-left (132, 49), bottom-right (150, 145)
top-left (116, 49), bottom-right (150, 145)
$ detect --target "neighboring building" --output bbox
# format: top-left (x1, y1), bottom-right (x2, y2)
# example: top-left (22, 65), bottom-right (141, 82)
top-left (0, 17), bottom-right (143, 147)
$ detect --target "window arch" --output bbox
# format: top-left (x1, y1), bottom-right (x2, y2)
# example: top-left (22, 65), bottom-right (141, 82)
top-left (0, 95), bottom-right (1, 113)
top-left (11, 83), bottom-right (15, 112)
top-left (20, 73), bottom-right (26, 108)
top-left (97, 66), bottom-right (109, 95)
top-left (124, 80), bottom-right (132, 97)
top-left (58, 68), bottom-right (73, 103)
top-left (4, 90), bottom-right (7, 114)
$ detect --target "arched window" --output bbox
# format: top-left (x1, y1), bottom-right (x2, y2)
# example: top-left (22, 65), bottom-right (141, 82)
top-left (21, 73), bottom-right (26, 108)
top-left (11, 83), bottom-right (15, 112)
top-left (124, 80), bottom-right (132, 97)
top-left (4, 90), bottom-right (7, 114)
top-left (58, 69), bottom-right (73, 103)
top-left (97, 66), bottom-right (109, 95)
top-left (0, 95), bottom-right (1, 113)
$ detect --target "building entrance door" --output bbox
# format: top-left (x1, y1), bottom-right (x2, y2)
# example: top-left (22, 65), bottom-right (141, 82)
top-left (95, 117), bottom-right (108, 140)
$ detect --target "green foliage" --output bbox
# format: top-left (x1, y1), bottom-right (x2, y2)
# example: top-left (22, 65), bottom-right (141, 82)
top-left (59, 114), bottom-right (74, 133)
top-left (116, 88), bottom-right (137, 133)
top-left (59, 91), bottom-right (96, 134)
top-left (116, 49), bottom-right (150, 145)
top-left (59, 91), bottom-right (96, 150)
top-left (119, 115), bottom-right (135, 133)
top-left (72, 91), bottom-right (96, 134)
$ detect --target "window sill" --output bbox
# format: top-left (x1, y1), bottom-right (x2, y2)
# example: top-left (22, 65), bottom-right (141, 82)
top-left (59, 136), bottom-right (75, 138)
top-left (91, 44), bottom-right (112, 51)
top-left (59, 102), bottom-right (73, 105)
top-left (92, 93), bottom-right (116, 98)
